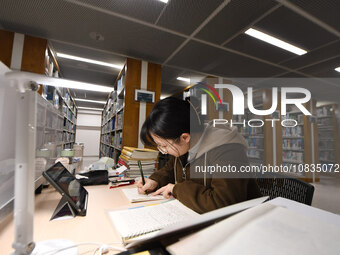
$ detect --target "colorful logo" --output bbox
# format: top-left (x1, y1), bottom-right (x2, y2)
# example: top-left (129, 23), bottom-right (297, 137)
top-left (195, 82), bottom-right (223, 115)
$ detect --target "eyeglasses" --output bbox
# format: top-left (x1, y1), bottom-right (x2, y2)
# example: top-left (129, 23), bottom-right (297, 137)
top-left (156, 138), bottom-right (179, 154)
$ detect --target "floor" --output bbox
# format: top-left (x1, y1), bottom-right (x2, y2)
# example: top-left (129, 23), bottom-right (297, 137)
top-left (312, 174), bottom-right (340, 215)
top-left (82, 156), bottom-right (99, 170)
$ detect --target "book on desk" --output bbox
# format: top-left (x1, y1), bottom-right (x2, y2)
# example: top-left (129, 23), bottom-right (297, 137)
top-left (109, 197), bottom-right (340, 255)
top-left (108, 196), bottom-right (269, 245)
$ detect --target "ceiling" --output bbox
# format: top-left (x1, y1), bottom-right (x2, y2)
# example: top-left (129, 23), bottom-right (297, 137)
top-left (1, 0), bottom-right (340, 108)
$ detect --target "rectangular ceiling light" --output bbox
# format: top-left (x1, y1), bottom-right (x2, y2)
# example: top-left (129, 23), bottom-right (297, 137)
top-left (77, 106), bottom-right (103, 111)
top-left (57, 53), bottom-right (123, 69)
top-left (158, 0), bottom-right (169, 3)
top-left (245, 28), bottom-right (307, 56)
top-left (335, 67), bottom-right (340, 72)
top-left (5, 70), bottom-right (114, 93)
top-left (74, 98), bottom-right (106, 104)
top-left (177, 77), bottom-right (190, 83)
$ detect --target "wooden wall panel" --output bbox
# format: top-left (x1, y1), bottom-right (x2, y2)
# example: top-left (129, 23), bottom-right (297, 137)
top-left (122, 58), bottom-right (141, 148)
top-left (263, 89), bottom-right (274, 166)
top-left (21, 35), bottom-right (47, 74)
top-left (0, 29), bottom-right (14, 67)
top-left (303, 100), bottom-right (320, 182)
top-left (146, 62), bottom-right (161, 116)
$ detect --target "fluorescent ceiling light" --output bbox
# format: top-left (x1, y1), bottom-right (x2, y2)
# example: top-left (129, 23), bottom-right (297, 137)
top-left (158, 0), bottom-right (168, 3)
top-left (77, 106), bottom-right (103, 111)
top-left (74, 98), bottom-right (106, 104)
top-left (244, 28), bottom-right (307, 56)
top-left (335, 67), bottom-right (340, 72)
top-left (177, 77), bottom-right (190, 83)
top-left (57, 53), bottom-right (123, 69)
top-left (5, 70), bottom-right (114, 93)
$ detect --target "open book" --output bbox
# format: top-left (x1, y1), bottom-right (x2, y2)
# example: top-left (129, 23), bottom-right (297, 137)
top-left (108, 199), bottom-right (199, 243)
top-left (109, 196), bottom-right (268, 247)
top-left (121, 188), bottom-right (166, 203)
top-left (166, 198), bottom-right (340, 255)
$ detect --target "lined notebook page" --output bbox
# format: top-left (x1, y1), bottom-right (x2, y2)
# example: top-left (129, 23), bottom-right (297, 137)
top-left (108, 199), bottom-right (199, 241)
top-left (122, 188), bottom-right (166, 203)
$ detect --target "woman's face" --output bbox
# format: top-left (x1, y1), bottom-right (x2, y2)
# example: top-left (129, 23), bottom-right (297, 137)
top-left (151, 133), bottom-right (190, 157)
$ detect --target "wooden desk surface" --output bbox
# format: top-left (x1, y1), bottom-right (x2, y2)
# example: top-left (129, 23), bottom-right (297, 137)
top-left (0, 184), bottom-right (144, 254)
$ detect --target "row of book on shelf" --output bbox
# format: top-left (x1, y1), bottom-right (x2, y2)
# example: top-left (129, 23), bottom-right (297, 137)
top-left (102, 112), bottom-right (124, 133)
top-left (102, 132), bottom-right (123, 148)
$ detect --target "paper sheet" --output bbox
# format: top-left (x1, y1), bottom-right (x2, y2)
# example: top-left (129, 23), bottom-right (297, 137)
top-left (121, 188), bottom-right (166, 203)
top-left (167, 202), bottom-right (340, 255)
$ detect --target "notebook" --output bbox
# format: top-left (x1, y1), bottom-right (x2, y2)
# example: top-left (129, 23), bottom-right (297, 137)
top-left (108, 199), bottom-right (199, 243)
top-left (121, 188), bottom-right (166, 203)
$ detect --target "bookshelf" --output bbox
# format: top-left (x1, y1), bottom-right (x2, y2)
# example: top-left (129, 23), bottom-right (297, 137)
top-left (100, 69), bottom-right (125, 161)
top-left (99, 58), bottom-right (161, 164)
top-left (282, 112), bottom-right (305, 173)
top-left (0, 30), bottom-right (77, 155)
top-left (317, 104), bottom-right (340, 165)
top-left (281, 100), bottom-right (319, 182)
top-left (175, 83), bottom-right (280, 169)
top-left (43, 46), bottom-right (78, 151)
top-left (0, 30), bottom-right (78, 220)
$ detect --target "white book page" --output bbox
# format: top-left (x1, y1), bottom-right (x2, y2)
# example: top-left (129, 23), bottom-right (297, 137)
top-left (108, 199), bottom-right (199, 240)
top-left (122, 188), bottom-right (166, 202)
top-left (167, 202), bottom-right (340, 255)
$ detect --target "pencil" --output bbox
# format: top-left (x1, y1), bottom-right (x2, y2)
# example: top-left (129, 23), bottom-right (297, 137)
top-left (138, 160), bottom-right (148, 195)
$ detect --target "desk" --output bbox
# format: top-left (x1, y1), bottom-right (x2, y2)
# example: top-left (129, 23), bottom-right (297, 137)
top-left (0, 184), bottom-right (141, 254)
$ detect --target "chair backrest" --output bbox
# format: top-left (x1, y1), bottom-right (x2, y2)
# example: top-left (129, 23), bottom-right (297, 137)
top-left (255, 174), bottom-right (315, 205)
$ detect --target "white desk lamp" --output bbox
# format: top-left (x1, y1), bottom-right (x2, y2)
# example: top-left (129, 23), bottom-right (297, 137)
top-left (0, 61), bottom-right (113, 255)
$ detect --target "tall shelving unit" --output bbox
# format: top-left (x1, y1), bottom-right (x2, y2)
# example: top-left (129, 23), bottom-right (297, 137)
top-left (100, 67), bottom-right (125, 162)
top-left (99, 58), bottom-right (162, 164)
top-left (317, 104), bottom-right (340, 165)
top-left (282, 111), bottom-right (305, 172)
top-left (233, 89), bottom-right (282, 168)
top-left (281, 100), bottom-right (319, 182)
top-left (43, 47), bottom-right (77, 152)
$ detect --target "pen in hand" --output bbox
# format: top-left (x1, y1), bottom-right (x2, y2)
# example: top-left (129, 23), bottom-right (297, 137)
top-left (138, 160), bottom-right (148, 195)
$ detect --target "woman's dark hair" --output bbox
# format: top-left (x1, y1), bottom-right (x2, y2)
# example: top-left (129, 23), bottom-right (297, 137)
top-left (140, 97), bottom-right (204, 146)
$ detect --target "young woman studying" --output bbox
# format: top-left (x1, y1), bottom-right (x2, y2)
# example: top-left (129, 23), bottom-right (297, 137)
top-left (137, 97), bottom-right (262, 213)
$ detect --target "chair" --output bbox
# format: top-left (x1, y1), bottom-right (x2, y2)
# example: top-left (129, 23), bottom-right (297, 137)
top-left (255, 173), bottom-right (315, 205)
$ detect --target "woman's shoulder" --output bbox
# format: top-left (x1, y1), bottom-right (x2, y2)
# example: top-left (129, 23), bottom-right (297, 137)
top-left (207, 143), bottom-right (249, 163)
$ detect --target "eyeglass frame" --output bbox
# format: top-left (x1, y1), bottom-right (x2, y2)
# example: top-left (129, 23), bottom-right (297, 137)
top-left (156, 137), bottom-right (180, 154)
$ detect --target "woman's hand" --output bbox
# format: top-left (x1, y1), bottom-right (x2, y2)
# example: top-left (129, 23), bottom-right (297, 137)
top-left (137, 178), bottom-right (158, 194)
top-left (152, 183), bottom-right (175, 199)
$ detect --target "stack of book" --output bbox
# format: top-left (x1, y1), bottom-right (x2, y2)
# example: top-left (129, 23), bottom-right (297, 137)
top-left (118, 146), bottom-right (158, 178)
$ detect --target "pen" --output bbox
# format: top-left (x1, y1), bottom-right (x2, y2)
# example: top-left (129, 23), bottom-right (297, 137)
top-left (111, 179), bottom-right (135, 184)
top-left (138, 160), bottom-right (148, 195)
top-left (109, 182), bottom-right (134, 189)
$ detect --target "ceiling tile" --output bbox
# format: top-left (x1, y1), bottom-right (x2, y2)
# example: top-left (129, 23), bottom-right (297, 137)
top-left (225, 33), bottom-right (295, 64)
top-left (157, 0), bottom-right (224, 35)
top-left (76, 0), bottom-right (165, 23)
top-left (57, 58), bottom-right (120, 77)
top-left (162, 66), bottom-right (184, 83)
top-left (161, 83), bottom-right (186, 96)
top-left (255, 6), bottom-right (337, 51)
top-left (50, 40), bottom-right (126, 67)
top-left (289, 0), bottom-right (340, 31)
top-left (0, 0), bottom-right (185, 63)
top-left (279, 40), bottom-right (340, 70)
top-left (60, 64), bottom-right (116, 85)
top-left (168, 40), bottom-right (286, 77)
top-left (299, 56), bottom-right (340, 77)
top-left (196, 0), bottom-right (276, 45)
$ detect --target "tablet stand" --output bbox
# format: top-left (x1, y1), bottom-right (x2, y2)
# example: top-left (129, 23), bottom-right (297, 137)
top-left (50, 196), bottom-right (76, 221)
